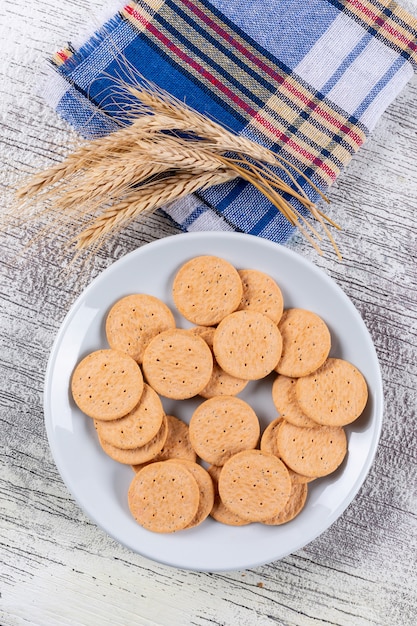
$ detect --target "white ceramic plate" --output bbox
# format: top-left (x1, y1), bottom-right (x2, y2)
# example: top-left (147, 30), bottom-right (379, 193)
top-left (44, 232), bottom-right (383, 572)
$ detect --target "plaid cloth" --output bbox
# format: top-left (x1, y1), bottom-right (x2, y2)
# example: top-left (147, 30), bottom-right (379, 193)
top-left (43, 0), bottom-right (417, 244)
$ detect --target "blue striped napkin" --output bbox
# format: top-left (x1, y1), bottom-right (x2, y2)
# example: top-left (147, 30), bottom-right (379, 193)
top-left (43, 0), bottom-right (417, 244)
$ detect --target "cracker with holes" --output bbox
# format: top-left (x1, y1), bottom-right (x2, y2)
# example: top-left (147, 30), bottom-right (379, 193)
top-left (272, 374), bottom-right (318, 428)
top-left (172, 255), bottom-right (243, 326)
top-left (142, 329), bottom-right (213, 399)
top-left (260, 416), bottom-right (314, 484)
top-left (213, 310), bottom-right (283, 380)
top-left (94, 383), bottom-right (164, 450)
top-left (276, 420), bottom-right (347, 478)
top-left (218, 450), bottom-right (292, 522)
top-left (295, 357), bottom-right (368, 426)
top-left (96, 413), bottom-right (168, 465)
top-left (188, 326), bottom-right (248, 398)
top-left (128, 460), bottom-right (200, 533)
top-left (132, 414), bottom-right (196, 472)
top-left (71, 349), bottom-right (144, 420)
top-left (207, 464), bottom-right (250, 526)
top-left (70, 254), bottom-right (370, 534)
top-left (189, 395), bottom-right (260, 465)
top-left (167, 459), bottom-right (215, 529)
top-left (237, 268), bottom-right (284, 323)
top-left (263, 482), bottom-right (308, 525)
top-left (275, 308), bottom-right (331, 378)
top-left (106, 294), bottom-right (175, 363)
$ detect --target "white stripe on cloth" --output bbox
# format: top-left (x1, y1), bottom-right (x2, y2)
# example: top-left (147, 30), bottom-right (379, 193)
top-left (69, 21), bottom-right (138, 89)
top-left (186, 211), bottom-right (235, 231)
top-left (162, 195), bottom-right (234, 231)
top-left (41, 64), bottom-right (71, 111)
top-left (359, 60), bottom-right (414, 130)
top-left (294, 12), bottom-right (366, 92)
top-left (327, 36), bottom-right (400, 115)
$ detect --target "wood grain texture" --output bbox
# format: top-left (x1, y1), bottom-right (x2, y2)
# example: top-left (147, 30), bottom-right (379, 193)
top-left (1, 1), bottom-right (416, 625)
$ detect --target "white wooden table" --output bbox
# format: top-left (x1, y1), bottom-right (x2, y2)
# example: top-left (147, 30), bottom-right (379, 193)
top-left (1, 1), bottom-right (417, 624)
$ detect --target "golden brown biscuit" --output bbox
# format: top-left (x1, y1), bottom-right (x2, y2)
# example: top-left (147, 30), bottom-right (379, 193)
top-left (142, 329), bottom-right (213, 399)
top-left (213, 310), bottom-right (283, 380)
top-left (260, 416), bottom-right (315, 484)
top-left (71, 349), bottom-right (143, 420)
top-left (94, 383), bottom-right (164, 449)
top-left (295, 358), bottom-right (368, 426)
top-left (132, 414), bottom-right (196, 472)
top-left (275, 308), bottom-right (331, 377)
top-left (276, 420), bottom-right (347, 478)
top-left (169, 460), bottom-right (215, 529)
top-left (263, 482), bottom-right (308, 525)
top-left (218, 450), bottom-right (292, 522)
top-left (272, 374), bottom-right (318, 428)
top-left (237, 269), bottom-right (284, 323)
top-left (207, 465), bottom-right (250, 526)
top-left (172, 255), bottom-right (243, 325)
top-left (189, 395), bottom-right (260, 465)
top-left (105, 294), bottom-right (175, 363)
top-left (188, 326), bottom-right (248, 398)
top-left (128, 460), bottom-right (200, 533)
top-left (96, 414), bottom-right (168, 465)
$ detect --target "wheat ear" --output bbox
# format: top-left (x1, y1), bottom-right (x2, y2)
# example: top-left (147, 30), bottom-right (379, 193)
top-left (13, 78), bottom-right (340, 257)
top-left (76, 169), bottom-right (236, 249)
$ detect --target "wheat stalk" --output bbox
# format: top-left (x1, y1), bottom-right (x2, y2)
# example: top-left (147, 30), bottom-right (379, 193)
top-left (23, 141), bottom-right (229, 218)
top-left (75, 169), bottom-right (236, 249)
top-left (127, 84), bottom-right (330, 203)
top-left (12, 79), bottom-right (340, 257)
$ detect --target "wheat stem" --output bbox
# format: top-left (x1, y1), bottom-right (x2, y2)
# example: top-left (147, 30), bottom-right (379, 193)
top-left (75, 169), bottom-right (236, 249)
top-left (11, 78), bottom-right (339, 258)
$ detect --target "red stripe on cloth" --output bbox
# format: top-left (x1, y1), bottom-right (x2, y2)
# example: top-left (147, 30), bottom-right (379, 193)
top-left (177, 0), bottom-right (364, 147)
top-left (56, 50), bottom-right (70, 62)
top-left (346, 0), bottom-right (417, 53)
top-left (125, 3), bottom-right (338, 180)
top-left (280, 80), bottom-right (364, 147)
top-left (124, 5), bottom-right (255, 112)
top-left (253, 113), bottom-right (338, 181)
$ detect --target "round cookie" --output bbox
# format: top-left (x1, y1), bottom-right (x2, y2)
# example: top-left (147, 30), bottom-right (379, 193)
top-left (200, 361), bottom-right (248, 398)
top-left (260, 417), bottom-right (314, 484)
top-left (207, 465), bottom-right (250, 526)
top-left (200, 365), bottom-right (248, 399)
top-left (168, 460), bottom-right (215, 529)
top-left (295, 357), bottom-right (368, 426)
top-left (105, 294), bottom-right (175, 363)
top-left (237, 269), bottom-right (284, 323)
top-left (189, 395), bottom-right (260, 465)
top-left (218, 450), bottom-right (292, 522)
top-left (213, 310), bottom-right (283, 380)
top-left (132, 414), bottom-right (196, 472)
top-left (96, 413), bottom-right (168, 465)
top-left (128, 460), bottom-right (200, 533)
top-left (276, 420), bottom-right (347, 478)
top-left (172, 255), bottom-right (243, 326)
top-left (187, 325), bottom-right (216, 343)
top-left (94, 383), bottom-right (164, 449)
top-left (259, 416), bottom-right (283, 458)
top-left (188, 326), bottom-right (248, 398)
top-left (263, 482), bottom-right (308, 525)
top-left (142, 329), bottom-right (213, 399)
top-left (275, 308), bottom-right (331, 378)
top-left (71, 349), bottom-right (144, 420)
top-left (272, 374), bottom-right (318, 428)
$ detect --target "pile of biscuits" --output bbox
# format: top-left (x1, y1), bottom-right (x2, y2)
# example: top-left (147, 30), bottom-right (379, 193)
top-left (71, 255), bottom-right (368, 533)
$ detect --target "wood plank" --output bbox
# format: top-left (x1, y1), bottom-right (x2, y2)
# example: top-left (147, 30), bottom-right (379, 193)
top-left (1, 1), bottom-right (417, 625)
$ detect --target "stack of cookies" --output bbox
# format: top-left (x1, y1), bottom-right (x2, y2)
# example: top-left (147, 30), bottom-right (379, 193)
top-left (70, 255), bottom-right (368, 533)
